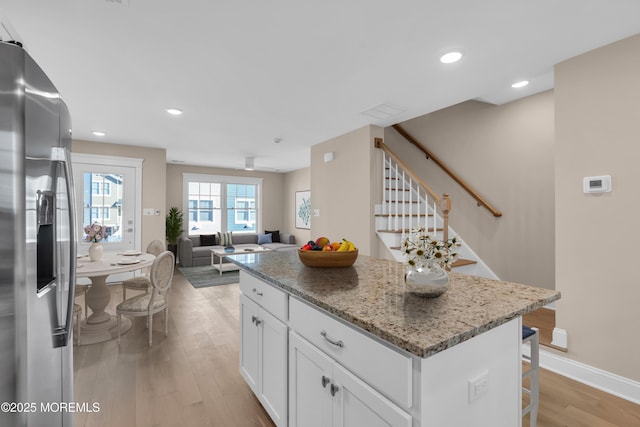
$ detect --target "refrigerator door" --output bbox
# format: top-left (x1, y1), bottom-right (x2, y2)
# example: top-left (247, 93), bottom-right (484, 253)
top-left (19, 43), bottom-right (75, 427)
top-left (0, 42), bottom-right (22, 427)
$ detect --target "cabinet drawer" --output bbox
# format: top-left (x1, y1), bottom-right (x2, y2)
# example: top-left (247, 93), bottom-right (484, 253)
top-left (240, 271), bottom-right (288, 321)
top-left (289, 297), bottom-right (412, 409)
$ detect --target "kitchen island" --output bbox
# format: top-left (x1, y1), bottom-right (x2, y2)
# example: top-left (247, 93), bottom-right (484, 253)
top-left (230, 250), bottom-right (560, 427)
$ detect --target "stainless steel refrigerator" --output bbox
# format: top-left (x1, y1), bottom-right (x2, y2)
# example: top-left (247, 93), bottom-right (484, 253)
top-left (0, 40), bottom-right (76, 426)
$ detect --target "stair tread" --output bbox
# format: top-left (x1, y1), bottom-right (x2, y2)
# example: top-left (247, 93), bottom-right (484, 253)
top-left (375, 213), bottom-right (434, 217)
top-left (450, 258), bottom-right (477, 267)
top-left (379, 228), bottom-right (443, 233)
top-left (386, 250), bottom-right (478, 268)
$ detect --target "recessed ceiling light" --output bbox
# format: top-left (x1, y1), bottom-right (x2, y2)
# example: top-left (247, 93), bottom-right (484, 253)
top-left (440, 51), bottom-right (462, 64)
top-left (166, 108), bottom-right (183, 115)
top-left (511, 80), bottom-right (529, 88)
top-left (92, 131), bottom-right (106, 137)
top-left (273, 138), bottom-right (282, 144)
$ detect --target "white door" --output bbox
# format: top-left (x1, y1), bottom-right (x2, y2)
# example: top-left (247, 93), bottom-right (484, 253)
top-left (289, 332), bottom-right (333, 427)
top-left (332, 363), bottom-right (412, 427)
top-left (240, 294), bottom-right (259, 393)
top-left (258, 308), bottom-right (288, 426)
top-left (72, 153), bottom-right (142, 282)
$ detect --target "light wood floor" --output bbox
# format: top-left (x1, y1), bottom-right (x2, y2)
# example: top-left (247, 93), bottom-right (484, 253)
top-left (73, 270), bottom-right (274, 427)
top-left (74, 272), bottom-right (639, 427)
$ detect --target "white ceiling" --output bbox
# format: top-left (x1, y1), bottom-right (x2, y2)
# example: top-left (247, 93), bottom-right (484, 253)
top-left (3, 0), bottom-right (640, 172)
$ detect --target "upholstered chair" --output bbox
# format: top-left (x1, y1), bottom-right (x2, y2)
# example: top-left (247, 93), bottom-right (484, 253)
top-left (116, 251), bottom-right (175, 346)
top-left (121, 239), bottom-right (165, 300)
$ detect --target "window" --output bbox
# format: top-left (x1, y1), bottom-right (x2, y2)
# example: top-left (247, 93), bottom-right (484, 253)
top-left (82, 172), bottom-right (123, 241)
top-left (90, 180), bottom-right (111, 195)
top-left (90, 207), bottom-right (111, 221)
top-left (183, 174), bottom-right (262, 236)
top-left (72, 152), bottom-right (143, 257)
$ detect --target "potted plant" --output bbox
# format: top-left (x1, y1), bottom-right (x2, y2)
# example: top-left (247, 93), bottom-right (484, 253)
top-left (165, 206), bottom-right (184, 258)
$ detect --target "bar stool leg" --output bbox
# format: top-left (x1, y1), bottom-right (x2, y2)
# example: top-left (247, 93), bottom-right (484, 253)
top-left (522, 326), bottom-right (539, 427)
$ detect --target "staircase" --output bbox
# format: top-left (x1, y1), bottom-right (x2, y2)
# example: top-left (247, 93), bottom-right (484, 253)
top-left (375, 139), bottom-right (498, 280)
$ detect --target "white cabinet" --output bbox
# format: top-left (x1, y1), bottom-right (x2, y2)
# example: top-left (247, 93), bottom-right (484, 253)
top-left (240, 293), bottom-right (288, 427)
top-left (289, 296), bottom-right (412, 409)
top-left (289, 332), bottom-right (412, 427)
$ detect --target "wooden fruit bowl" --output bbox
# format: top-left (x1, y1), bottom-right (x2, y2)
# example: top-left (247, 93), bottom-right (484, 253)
top-left (297, 249), bottom-right (358, 268)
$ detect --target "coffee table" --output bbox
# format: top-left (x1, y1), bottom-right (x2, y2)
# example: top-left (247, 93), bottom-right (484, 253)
top-left (210, 246), bottom-right (271, 275)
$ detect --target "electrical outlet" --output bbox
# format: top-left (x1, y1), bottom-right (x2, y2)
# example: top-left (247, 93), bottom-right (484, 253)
top-left (313, 209), bottom-right (320, 217)
top-left (143, 208), bottom-right (154, 216)
top-left (468, 370), bottom-right (489, 402)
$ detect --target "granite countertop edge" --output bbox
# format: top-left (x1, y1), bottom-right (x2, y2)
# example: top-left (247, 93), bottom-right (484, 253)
top-left (228, 254), bottom-right (560, 358)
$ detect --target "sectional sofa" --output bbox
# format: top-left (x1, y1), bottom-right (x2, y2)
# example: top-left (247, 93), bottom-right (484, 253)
top-left (177, 232), bottom-right (298, 267)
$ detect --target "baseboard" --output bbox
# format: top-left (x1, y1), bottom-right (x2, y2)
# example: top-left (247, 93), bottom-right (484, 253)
top-left (523, 344), bottom-right (640, 405)
top-left (551, 327), bottom-right (567, 348)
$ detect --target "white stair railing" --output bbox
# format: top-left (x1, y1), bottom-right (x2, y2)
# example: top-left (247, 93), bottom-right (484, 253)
top-left (380, 140), bottom-right (449, 243)
top-left (376, 138), bottom-right (500, 280)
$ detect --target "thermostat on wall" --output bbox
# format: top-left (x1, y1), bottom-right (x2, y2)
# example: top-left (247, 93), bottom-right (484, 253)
top-left (583, 175), bottom-right (612, 193)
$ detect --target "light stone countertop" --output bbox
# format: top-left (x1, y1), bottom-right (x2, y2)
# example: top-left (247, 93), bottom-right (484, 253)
top-left (229, 250), bottom-right (560, 358)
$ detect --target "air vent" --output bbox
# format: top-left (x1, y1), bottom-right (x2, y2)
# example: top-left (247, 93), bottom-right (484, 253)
top-left (360, 103), bottom-right (406, 120)
top-left (104, 0), bottom-right (130, 6)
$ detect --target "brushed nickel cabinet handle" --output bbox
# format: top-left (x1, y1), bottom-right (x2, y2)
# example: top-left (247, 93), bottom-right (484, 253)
top-left (251, 315), bottom-right (262, 325)
top-left (330, 383), bottom-right (340, 396)
top-left (320, 330), bottom-right (344, 348)
top-left (321, 375), bottom-right (330, 388)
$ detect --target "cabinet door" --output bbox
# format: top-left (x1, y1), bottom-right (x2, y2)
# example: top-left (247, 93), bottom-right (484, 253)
top-left (332, 363), bottom-right (412, 427)
top-left (259, 308), bottom-right (288, 426)
top-left (289, 332), bottom-right (333, 427)
top-left (240, 294), bottom-right (259, 393)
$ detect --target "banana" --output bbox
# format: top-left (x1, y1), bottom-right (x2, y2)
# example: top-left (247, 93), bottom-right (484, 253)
top-left (337, 238), bottom-right (356, 252)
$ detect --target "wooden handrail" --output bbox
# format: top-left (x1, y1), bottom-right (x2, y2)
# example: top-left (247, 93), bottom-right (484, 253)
top-left (374, 138), bottom-right (441, 203)
top-left (392, 124), bottom-right (503, 218)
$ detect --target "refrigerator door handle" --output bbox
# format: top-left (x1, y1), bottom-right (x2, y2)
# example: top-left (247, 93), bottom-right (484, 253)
top-left (52, 146), bottom-right (77, 348)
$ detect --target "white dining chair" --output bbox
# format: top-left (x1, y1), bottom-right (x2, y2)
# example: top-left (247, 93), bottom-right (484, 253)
top-left (74, 284), bottom-right (90, 318)
top-left (73, 303), bottom-right (82, 345)
top-left (121, 239), bottom-right (165, 300)
top-left (116, 251), bottom-right (175, 346)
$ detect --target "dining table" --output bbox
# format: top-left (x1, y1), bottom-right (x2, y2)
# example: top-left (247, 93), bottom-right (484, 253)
top-left (76, 251), bottom-right (155, 345)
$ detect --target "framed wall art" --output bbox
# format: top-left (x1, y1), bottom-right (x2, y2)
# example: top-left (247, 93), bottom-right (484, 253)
top-left (295, 190), bottom-right (311, 229)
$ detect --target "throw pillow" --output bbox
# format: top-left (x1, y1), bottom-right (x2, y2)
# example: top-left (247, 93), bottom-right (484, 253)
top-left (258, 233), bottom-right (272, 245)
top-left (200, 234), bottom-right (216, 246)
top-left (264, 229), bottom-right (280, 243)
top-left (218, 231), bottom-right (233, 246)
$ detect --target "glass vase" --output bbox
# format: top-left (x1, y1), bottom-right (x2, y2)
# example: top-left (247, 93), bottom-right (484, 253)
top-left (405, 260), bottom-right (450, 298)
top-left (88, 242), bottom-right (103, 262)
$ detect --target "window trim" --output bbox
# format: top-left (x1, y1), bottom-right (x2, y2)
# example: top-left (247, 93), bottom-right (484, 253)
top-left (182, 173), bottom-right (263, 236)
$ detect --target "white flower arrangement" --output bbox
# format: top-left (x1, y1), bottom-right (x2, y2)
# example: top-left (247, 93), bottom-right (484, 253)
top-left (401, 228), bottom-right (461, 269)
top-left (84, 223), bottom-right (108, 243)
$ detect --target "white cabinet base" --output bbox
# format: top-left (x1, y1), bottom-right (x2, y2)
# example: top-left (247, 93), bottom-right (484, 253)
top-left (240, 293), bottom-right (288, 426)
top-left (289, 332), bottom-right (411, 427)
